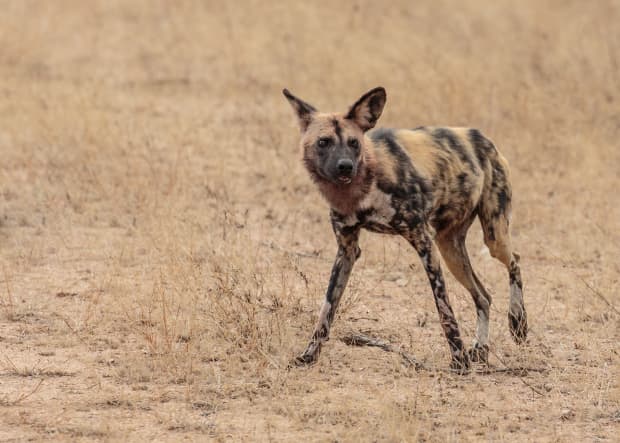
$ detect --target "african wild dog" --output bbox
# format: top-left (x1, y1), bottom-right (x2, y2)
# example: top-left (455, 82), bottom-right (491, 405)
top-left (283, 87), bottom-right (527, 371)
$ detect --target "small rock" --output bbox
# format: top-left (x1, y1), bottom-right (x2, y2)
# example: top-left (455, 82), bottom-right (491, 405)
top-left (560, 408), bottom-right (575, 421)
top-left (396, 278), bottom-right (408, 287)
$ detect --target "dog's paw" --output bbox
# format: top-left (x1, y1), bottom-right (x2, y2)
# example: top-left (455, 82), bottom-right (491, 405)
top-left (449, 350), bottom-right (471, 374)
top-left (468, 343), bottom-right (489, 363)
top-left (508, 311), bottom-right (528, 344)
top-left (288, 352), bottom-right (318, 369)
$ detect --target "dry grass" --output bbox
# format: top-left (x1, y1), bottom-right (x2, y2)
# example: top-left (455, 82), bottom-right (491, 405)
top-left (0, 0), bottom-right (619, 441)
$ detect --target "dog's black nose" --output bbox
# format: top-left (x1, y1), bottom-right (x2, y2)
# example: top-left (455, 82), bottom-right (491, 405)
top-left (337, 159), bottom-right (353, 175)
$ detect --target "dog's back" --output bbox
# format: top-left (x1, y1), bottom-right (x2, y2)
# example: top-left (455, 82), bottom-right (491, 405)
top-left (369, 126), bottom-right (511, 238)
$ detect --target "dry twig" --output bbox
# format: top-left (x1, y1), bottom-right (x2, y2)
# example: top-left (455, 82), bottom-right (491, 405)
top-left (0, 379), bottom-right (44, 406)
top-left (340, 332), bottom-right (427, 371)
top-left (340, 332), bottom-right (548, 384)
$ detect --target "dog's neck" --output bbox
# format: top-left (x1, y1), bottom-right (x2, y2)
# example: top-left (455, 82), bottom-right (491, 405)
top-left (311, 146), bottom-right (377, 216)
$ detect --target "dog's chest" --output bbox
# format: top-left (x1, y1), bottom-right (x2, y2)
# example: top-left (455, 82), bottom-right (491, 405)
top-left (352, 187), bottom-right (399, 234)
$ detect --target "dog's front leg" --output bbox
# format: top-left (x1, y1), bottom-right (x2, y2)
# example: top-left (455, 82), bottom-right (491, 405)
top-left (407, 227), bottom-right (470, 372)
top-left (295, 227), bottom-right (360, 366)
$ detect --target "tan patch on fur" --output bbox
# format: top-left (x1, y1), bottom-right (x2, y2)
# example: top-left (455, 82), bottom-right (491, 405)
top-left (370, 138), bottom-right (399, 183)
top-left (392, 129), bottom-right (442, 179)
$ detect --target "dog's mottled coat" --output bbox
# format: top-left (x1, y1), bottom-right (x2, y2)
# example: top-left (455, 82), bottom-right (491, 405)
top-left (283, 87), bottom-right (527, 371)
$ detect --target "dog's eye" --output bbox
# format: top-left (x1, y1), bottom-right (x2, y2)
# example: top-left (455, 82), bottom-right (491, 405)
top-left (348, 138), bottom-right (360, 150)
top-left (317, 138), bottom-right (331, 149)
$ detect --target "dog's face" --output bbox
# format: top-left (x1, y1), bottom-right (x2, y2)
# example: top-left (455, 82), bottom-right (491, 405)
top-left (283, 87), bottom-right (386, 185)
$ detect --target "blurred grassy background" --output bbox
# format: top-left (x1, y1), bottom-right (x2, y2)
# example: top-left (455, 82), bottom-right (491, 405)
top-left (0, 1), bottom-right (618, 441)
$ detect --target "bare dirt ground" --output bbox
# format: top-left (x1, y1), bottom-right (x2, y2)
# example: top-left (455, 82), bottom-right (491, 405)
top-left (1, 1), bottom-right (619, 441)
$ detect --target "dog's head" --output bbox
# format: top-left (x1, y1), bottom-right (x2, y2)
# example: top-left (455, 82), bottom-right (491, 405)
top-left (283, 87), bottom-right (386, 185)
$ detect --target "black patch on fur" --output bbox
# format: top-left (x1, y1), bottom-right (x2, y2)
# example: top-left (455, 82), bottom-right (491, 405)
top-left (355, 246), bottom-right (361, 259)
top-left (486, 156), bottom-right (511, 219)
top-left (356, 207), bottom-right (375, 223)
top-left (356, 207), bottom-right (397, 234)
top-left (391, 211), bottom-right (424, 232)
top-left (330, 210), bottom-right (346, 222)
top-left (491, 159), bottom-right (506, 183)
top-left (330, 211), bottom-right (362, 239)
top-left (337, 223), bottom-right (359, 238)
top-left (432, 204), bottom-right (453, 232)
top-left (497, 188), bottom-right (509, 214)
top-left (508, 310), bottom-right (528, 343)
top-left (468, 128), bottom-right (493, 166)
top-left (332, 119), bottom-right (343, 146)
top-left (315, 324), bottom-right (328, 339)
top-left (367, 97), bottom-right (382, 125)
top-left (432, 128), bottom-right (476, 173)
top-left (325, 260), bottom-right (343, 303)
top-left (509, 269), bottom-right (523, 290)
top-left (486, 225), bottom-right (495, 241)
top-left (508, 312), bottom-right (519, 333)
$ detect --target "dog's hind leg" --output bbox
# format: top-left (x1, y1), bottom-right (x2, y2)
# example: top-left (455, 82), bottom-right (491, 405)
top-left (478, 162), bottom-right (528, 343)
top-left (482, 219), bottom-right (527, 343)
top-left (436, 231), bottom-right (493, 363)
top-left (294, 226), bottom-right (361, 366)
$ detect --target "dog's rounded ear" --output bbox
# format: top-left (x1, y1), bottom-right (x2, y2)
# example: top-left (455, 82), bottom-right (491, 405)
top-left (283, 89), bottom-right (317, 132)
top-left (345, 87), bottom-right (386, 131)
